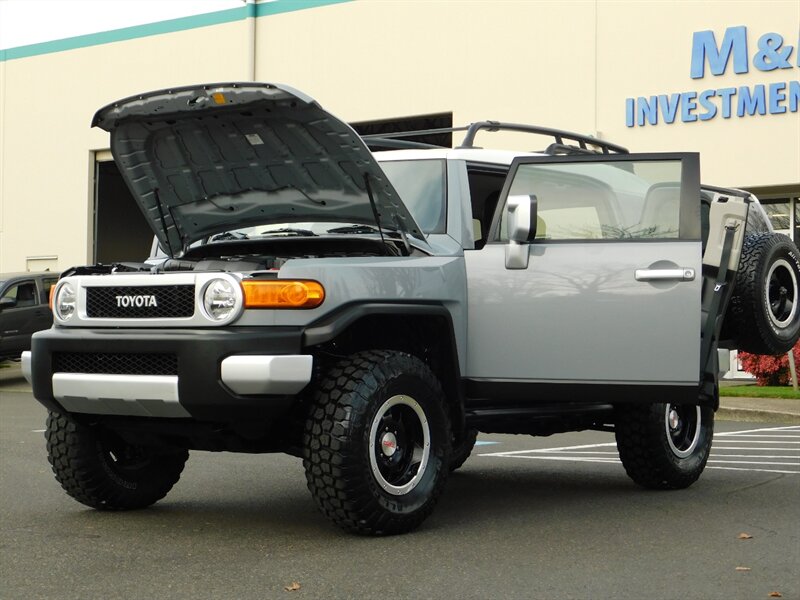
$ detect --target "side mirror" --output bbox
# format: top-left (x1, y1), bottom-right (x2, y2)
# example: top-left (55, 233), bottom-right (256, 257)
top-left (505, 194), bottom-right (537, 269)
top-left (506, 194), bottom-right (538, 243)
top-left (0, 297), bottom-right (17, 311)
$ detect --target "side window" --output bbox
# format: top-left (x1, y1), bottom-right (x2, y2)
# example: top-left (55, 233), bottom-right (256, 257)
top-left (41, 278), bottom-right (58, 304)
top-left (466, 167), bottom-right (507, 249)
top-left (1, 282), bottom-right (38, 307)
top-left (498, 160), bottom-right (684, 241)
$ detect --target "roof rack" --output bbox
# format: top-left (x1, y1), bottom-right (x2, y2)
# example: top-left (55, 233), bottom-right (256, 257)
top-left (363, 137), bottom-right (445, 150)
top-left (361, 121), bottom-right (629, 155)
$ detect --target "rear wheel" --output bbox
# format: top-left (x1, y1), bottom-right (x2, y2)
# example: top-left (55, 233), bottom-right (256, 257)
top-left (45, 412), bottom-right (188, 510)
top-left (615, 403), bottom-right (713, 489)
top-left (725, 233), bottom-right (800, 354)
top-left (303, 350), bottom-right (451, 535)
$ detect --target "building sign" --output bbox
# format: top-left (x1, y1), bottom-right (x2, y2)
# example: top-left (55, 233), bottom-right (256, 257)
top-left (626, 26), bottom-right (799, 127)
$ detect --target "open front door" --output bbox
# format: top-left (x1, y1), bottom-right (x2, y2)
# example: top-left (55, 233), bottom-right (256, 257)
top-left (465, 153), bottom-right (702, 404)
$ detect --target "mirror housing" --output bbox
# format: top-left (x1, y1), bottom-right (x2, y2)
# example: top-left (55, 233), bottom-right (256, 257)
top-left (0, 297), bottom-right (17, 311)
top-left (506, 194), bottom-right (537, 242)
top-left (505, 194), bottom-right (537, 269)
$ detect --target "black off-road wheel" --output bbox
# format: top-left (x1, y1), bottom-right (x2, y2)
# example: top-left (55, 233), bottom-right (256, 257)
top-left (450, 428), bottom-right (478, 472)
top-left (725, 233), bottom-right (800, 355)
top-left (303, 350), bottom-right (451, 535)
top-left (46, 412), bottom-right (188, 510)
top-left (615, 403), bottom-right (714, 490)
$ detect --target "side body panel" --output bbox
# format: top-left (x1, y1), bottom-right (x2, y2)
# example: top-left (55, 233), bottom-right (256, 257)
top-left (465, 241), bottom-right (702, 384)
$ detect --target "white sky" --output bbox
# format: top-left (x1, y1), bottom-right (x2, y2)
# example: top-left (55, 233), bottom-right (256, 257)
top-left (0, 0), bottom-right (247, 51)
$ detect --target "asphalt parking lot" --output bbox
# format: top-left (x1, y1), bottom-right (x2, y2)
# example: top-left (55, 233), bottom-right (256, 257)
top-left (2, 388), bottom-right (798, 600)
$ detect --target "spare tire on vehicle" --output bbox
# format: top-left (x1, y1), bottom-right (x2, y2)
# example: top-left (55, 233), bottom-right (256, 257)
top-left (724, 232), bottom-right (800, 355)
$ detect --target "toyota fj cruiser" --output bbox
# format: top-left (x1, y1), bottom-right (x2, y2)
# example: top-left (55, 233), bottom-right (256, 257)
top-left (23, 83), bottom-right (800, 535)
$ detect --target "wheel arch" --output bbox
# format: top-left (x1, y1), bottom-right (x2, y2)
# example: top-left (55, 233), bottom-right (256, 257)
top-left (303, 303), bottom-right (465, 436)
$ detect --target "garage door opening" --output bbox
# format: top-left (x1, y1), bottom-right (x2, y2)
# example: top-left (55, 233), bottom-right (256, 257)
top-left (351, 113), bottom-right (453, 150)
top-left (94, 160), bottom-right (154, 263)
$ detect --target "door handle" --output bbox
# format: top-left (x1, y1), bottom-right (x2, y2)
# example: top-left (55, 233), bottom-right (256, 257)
top-left (634, 268), bottom-right (695, 282)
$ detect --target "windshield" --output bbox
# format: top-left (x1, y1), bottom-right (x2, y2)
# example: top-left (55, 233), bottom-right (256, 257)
top-left (379, 159), bottom-right (447, 234)
top-left (186, 159), bottom-right (448, 247)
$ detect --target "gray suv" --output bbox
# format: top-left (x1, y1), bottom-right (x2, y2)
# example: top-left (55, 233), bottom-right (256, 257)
top-left (23, 83), bottom-right (800, 535)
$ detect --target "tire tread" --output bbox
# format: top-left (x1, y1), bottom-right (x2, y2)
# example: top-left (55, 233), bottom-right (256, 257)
top-left (302, 350), bottom-right (450, 535)
top-left (46, 412), bottom-right (188, 510)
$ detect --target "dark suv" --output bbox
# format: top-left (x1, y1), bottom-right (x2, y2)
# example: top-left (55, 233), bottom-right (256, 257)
top-left (0, 272), bottom-right (59, 361)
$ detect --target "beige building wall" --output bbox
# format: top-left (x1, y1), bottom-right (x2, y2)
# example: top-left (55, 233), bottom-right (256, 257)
top-left (1, 0), bottom-right (798, 272)
top-left (1, 19), bottom-right (253, 272)
top-left (257, 1), bottom-right (599, 148)
top-left (260, 0), bottom-right (799, 189)
top-left (596, 0), bottom-right (800, 191)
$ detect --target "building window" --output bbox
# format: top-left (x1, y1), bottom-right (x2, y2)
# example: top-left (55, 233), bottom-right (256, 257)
top-left (795, 200), bottom-right (799, 244)
top-left (760, 197), bottom-right (800, 245)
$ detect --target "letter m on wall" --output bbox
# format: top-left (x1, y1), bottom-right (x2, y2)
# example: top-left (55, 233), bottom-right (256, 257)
top-left (691, 26), bottom-right (749, 79)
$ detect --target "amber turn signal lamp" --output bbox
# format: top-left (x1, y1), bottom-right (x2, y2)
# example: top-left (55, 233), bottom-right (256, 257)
top-left (242, 280), bottom-right (325, 309)
top-left (49, 285), bottom-right (56, 310)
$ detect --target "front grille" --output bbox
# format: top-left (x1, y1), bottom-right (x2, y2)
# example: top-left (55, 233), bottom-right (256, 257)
top-left (53, 353), bottom-right (178, 375)
top-left (86, 285), bottom-right (194, 319)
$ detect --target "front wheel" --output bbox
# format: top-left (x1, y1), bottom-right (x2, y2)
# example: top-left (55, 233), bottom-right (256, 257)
top-left (303, 350), bottom-right (451, 535)
top-left (614, 403), bottom-right (714, 489)
top-left (46, 412), bottom-right (188, 510)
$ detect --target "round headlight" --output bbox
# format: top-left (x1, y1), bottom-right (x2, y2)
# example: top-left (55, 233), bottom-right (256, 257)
top-left (55, 282), bottom-right (76, 321)
top-left (202, 278), bottom-right (238, 321)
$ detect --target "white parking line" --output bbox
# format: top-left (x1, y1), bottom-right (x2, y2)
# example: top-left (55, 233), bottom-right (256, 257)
top-left (478, 425), bottom-right (800, 474)
top-left (707, 447), bottom-right (800, 451)
top-left (717, 425), bottom-right (800, 435)
top-left (714, 436), bottom-right (800, 444)
top-left (723, 434), bottom-right (800, 438)
top-left (707, 466), bottom-right (800, 474)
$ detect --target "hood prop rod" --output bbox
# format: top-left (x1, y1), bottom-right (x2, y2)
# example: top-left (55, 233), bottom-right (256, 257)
top-left (363, 173), bottom-right (412, 256)
top-left (363, 173), bottom-right (390, 255)
top-left (153, 188), bottom-right (175, 257)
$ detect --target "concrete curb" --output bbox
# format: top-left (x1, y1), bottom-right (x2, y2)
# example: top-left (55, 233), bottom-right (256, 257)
top-left (717, 407), bottom-right (800, 425)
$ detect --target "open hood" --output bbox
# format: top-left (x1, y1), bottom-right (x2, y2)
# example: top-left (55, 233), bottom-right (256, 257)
top-left (93, 83), bottom-right (424, 256)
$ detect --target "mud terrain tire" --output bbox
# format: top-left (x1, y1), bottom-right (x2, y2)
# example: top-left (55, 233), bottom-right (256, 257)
top-left (46, 412), bottom-right (188, 510)
top-left (615, 403), bottom-right (714, 490)
top-left (303, 350), bottom-right (451, 535)
top-left (725, 233), bottom-right (800, 355)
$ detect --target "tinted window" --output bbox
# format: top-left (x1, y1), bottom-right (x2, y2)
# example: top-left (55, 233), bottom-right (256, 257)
top-left (41, 278), bottom-right (58, 303)
top-left (1, 282), bottom-right (38, 307)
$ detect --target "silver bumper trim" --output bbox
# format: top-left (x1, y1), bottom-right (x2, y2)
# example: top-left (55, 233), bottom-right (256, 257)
top-left (21, 351), bottom-right (32, 383)
top-left (221, 355), bottom-right (313, 395)
top-left (52, 373), bottom-right (189, 418)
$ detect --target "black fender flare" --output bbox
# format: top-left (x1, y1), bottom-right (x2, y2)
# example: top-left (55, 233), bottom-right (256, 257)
top-left (302, 301), bottom-right (465, 431)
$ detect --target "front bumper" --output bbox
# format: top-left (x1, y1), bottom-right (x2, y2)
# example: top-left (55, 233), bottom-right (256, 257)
top-left (27, 327), bottom-right (311, 421)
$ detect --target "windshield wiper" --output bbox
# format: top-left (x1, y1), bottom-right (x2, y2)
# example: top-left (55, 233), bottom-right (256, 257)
top-left (259, 227), bottom-right (317, 237)
top-left (363, 173), bottom-right (411, 255)
top-left (327, 224), bottom-right (379, 234)
top-left (210, 231), bottom-right (249, 242)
